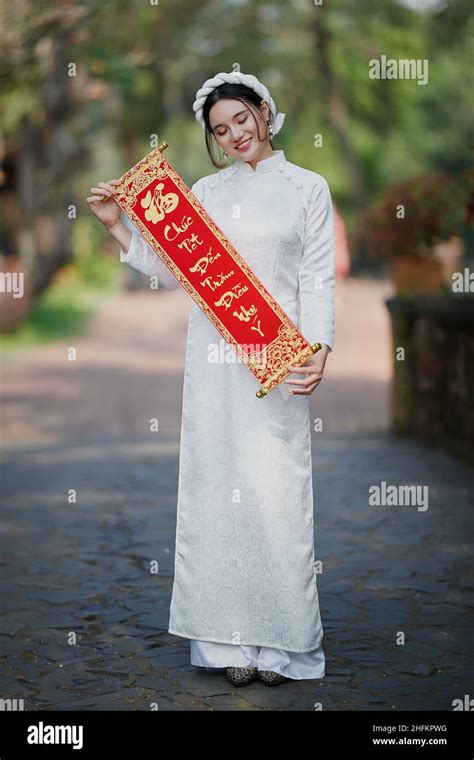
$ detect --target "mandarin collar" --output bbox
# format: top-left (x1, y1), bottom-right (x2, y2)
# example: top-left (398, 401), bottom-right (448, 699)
top-left (232, 149), bottom-right (287, 175)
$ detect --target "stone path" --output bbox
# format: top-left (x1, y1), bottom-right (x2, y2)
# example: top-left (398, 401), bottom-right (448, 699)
top-left (1, 277), bottom-right (472, 710)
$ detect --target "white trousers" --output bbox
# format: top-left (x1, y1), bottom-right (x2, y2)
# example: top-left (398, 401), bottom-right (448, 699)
top-left (190, 639), bottom-right (325, 680)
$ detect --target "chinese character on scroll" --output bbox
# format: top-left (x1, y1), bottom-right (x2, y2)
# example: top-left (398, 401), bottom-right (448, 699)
top-left (110, 143), bottom-right (322, 398)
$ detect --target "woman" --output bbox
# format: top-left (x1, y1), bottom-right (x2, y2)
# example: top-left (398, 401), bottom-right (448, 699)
top-left (87, 71), bottom-right (335, 688)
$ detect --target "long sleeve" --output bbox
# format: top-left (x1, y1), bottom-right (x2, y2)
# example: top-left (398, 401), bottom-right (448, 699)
top-left (297, 176), bottom-right (336, 352)
top-left (119, 226), bottom-right (180, 290)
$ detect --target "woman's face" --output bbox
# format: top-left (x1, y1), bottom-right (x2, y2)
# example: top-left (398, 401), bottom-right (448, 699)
top-left (209, 99), bottom-right (270, 162)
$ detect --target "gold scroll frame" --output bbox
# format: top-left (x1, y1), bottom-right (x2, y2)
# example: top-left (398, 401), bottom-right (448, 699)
top-left (105, 142), bottom-right (323, 398)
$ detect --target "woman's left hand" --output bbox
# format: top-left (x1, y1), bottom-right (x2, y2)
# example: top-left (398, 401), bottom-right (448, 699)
top-left (284, 344), bottom-right (330, 395)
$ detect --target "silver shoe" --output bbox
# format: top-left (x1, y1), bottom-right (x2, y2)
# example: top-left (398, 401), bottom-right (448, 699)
top-left (226, 666), bottom-right (258, 686)
top-left (258, 669), bottom-right (290, 685)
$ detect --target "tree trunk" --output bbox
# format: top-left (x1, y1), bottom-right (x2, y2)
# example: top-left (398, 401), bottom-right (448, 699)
top-left (310, 6), bottom-right (368, 210)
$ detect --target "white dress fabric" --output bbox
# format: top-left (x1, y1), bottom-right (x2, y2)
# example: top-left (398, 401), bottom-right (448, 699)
top-left (119, 149), bottom-right (335, 679)
top-left (190, 639), bottom-right (325, 679)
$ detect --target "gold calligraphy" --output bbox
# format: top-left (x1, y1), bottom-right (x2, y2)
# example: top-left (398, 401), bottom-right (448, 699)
top-left (164, 215), bottom-right (194, 241)
top-left (177, 233), bottom-right (204, 254)
top-left (200, 270), bottom-right (235, 291)
top-left (140, 178), bottom-right (267, 339)
top-left (233, 304), bottom-right (264, 337)
top-left (141, 182), bottom-right (179, 223)
top-left (190, 249), bottom-right (222, 276)
top-left (214, 284), bottom-right (249, 310)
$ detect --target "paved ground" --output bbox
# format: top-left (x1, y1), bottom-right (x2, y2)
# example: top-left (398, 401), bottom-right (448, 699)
top-left (1, 276), bottom-right (472, 710)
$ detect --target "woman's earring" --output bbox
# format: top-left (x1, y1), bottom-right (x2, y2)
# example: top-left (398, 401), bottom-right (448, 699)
top-left (222, 151), bottom-right (228, 159)
top-left (267, 120), bottom-right (274, 138)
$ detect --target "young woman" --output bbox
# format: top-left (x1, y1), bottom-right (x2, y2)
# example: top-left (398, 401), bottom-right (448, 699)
top-left (87, 71), bottom-right (335, 688)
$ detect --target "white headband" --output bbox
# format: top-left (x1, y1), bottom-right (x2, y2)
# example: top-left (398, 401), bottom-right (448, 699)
top-left (192, 71), bottom-right (286, 136)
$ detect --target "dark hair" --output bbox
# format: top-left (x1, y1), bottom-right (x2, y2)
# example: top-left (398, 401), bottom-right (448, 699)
top-left (202, 82), bottom-right (275, 169)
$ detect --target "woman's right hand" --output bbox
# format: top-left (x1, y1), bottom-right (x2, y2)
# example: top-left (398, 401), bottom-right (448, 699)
top-left (86, 179), bottom-right (122, 229)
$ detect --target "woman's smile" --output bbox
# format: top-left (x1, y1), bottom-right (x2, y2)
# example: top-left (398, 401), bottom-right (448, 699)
top-left (235, 137), bottom-right (253, 152)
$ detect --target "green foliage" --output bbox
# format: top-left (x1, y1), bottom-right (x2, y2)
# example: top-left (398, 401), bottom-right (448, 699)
top-left (1, 0), bottom-right (471, 344)
top-left (72, 217), bottom-right (119, 288)
top-left (0, 218), bottom-right (121, 349)
top-left (0, 278), bottom-right (98, 350)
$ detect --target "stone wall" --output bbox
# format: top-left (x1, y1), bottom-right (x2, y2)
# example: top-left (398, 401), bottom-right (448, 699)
top-left (386, 294), bottom-right (474, 465)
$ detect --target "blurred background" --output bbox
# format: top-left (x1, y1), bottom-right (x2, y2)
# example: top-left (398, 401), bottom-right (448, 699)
top-left (0, 0), bottom-right (473, 711)
top-left (0, 0), bottom-right (472, 456)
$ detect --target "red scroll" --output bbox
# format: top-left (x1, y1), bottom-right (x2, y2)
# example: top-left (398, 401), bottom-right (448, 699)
top-left (111, 143), bottom-right (322, 398)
